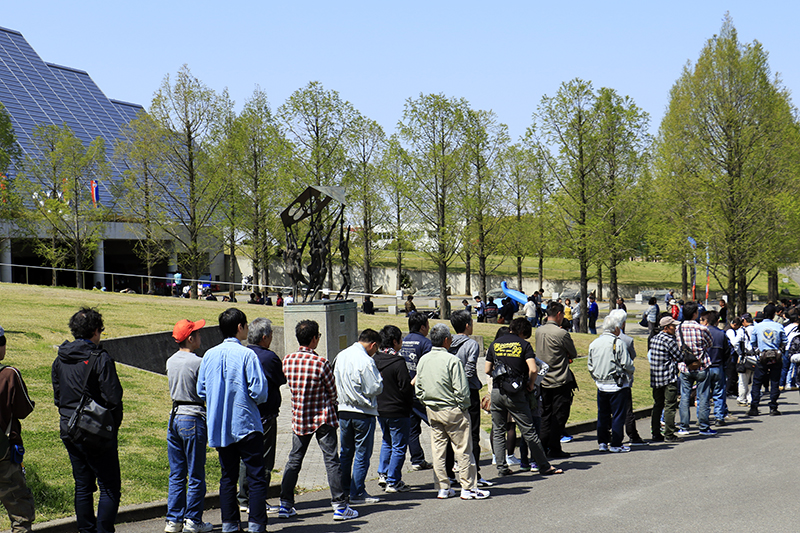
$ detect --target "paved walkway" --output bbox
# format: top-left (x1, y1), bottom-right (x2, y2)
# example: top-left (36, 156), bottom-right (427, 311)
top-left (106, 392), bottom-right (800, 532)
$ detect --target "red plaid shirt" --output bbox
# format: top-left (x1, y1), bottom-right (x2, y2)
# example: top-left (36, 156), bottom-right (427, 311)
top-left (283, 346), bottom-right (338, 435)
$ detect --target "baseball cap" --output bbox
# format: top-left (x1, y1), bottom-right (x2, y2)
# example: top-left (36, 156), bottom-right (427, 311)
top-left (172, 319), bottom-right (205, 343)
top-left (659, 316), bottom-right (679, 327)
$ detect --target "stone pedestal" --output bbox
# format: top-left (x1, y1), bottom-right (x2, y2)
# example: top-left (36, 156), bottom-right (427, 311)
top-left (284, 300), bottom-right (358, 361)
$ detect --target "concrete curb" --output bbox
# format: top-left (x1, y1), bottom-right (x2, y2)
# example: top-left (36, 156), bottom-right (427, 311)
top-left (33, 407), bottom-right (654, 532)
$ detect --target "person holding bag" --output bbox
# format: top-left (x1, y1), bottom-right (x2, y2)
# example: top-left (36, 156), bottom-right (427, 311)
top-left (52, 308), bottom-right (123, 533)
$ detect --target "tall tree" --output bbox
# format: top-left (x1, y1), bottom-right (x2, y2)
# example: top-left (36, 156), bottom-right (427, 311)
top-left (529, 79), bottom-right (603, 333)
top-left (278, 81), bottom-right (355, 289)
top-left (655, 14), bottom-right (800, 314)
top-left (0, 102), bottom-right (22, 221)
top-left (19, 124), bottom-right (108, 288)
top-left (397, 93), bottom-right (468, 318)
top-left (149, 65), bottom-right (226, 299)
top-left (115, 112), bottom-right (172, 291)
top-left (228, 87), bottom-right (292, 291)
top-left (594, 88), bottom-right (651, 307)
top-left (379, 136), bottom-right (412, 292)
top-left (344, 112), bottom-right (385, 294)
top-left (460, 108), bottom-right (510, 300)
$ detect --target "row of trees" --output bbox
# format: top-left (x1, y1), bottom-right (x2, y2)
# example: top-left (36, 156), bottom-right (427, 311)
top-left (2, 16), bottom-right (799, 325)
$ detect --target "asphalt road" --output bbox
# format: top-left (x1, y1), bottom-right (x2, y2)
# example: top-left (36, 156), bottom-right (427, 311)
top-left (107, 393), bottom-right (800, 533)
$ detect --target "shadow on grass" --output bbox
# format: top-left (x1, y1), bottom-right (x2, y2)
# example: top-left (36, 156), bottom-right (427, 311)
top-left (25, 463), bottom-right (73, 519)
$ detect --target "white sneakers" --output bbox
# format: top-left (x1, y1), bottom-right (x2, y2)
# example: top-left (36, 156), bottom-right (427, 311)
top-left (460, 488), bottom-right (490, 500)
top-left (437, 488), bottom-right (456, 499)
top-left (609, 445), bottom-right (631, 453)
top-left (165, 520), bottom-right (212, 533)
top-left (598, 443), bottom-right (609, 452)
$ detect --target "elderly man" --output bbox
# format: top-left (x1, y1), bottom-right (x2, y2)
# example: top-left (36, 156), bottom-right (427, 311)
top-left (648, 316), bottom-right (682, 442)
top-left (415, 324), bottom-right (489, 500)
top-left (237, 318), bottom-right (286, 515)
top-left (587, 311), bottom-right (634, 453)
top-left (535, 302), bottom-right (578, 458)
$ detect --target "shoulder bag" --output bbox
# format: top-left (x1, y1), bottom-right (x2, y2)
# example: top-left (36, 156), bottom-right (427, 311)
top-left (66, 351), bottom-right (116, 447)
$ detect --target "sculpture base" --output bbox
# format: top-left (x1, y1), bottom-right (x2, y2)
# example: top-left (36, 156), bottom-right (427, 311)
top-left (284, 299), bottom-right (358, 361)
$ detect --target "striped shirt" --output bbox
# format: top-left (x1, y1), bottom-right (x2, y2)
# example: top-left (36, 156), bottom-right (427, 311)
top-left (283, 346), bottom-right (338, 435)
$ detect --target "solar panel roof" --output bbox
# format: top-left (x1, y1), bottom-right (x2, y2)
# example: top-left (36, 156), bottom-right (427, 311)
top-left (0, 26), bottom-right (144, 206)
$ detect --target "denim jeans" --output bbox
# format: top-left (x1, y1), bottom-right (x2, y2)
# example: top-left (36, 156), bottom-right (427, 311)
top-left (217, 431), bottom-right (266, 533)
top-left (708, 366), bottom-right (728, 420)
top-left (378, 416), bottom-right (409, 485)
top-left (588, 316), bottom-right (598, 335)
top-left (62, 437), bottom-right (121, 533)
top-left (679, 370), bottom-right (711, 431)
top-left (280, 424), bottom-right (347, 509)
top-left (597, 388), bottom-right (629, 447)
top-left (339, 416), bottom-right (376, 498)
top-left (238, 417), bottom-right (277, 509)
top-left (167, 414), bottom-right (207, 524)
top-left (751, 359), bottom-right (781, 410)
top-left (408, 408), bottom-right (427, 465)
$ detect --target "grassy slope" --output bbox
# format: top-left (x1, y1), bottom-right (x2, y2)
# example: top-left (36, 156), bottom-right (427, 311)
top-left (1, 282), bottom-right (658, 524)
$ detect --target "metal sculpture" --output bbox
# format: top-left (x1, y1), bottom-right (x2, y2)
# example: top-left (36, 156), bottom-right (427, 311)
top-left (280, 186), bottom-right (348, 302)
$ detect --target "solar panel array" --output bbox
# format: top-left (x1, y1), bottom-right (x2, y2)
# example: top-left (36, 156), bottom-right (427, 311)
top-left (0, 26), bottom-right (143, 205)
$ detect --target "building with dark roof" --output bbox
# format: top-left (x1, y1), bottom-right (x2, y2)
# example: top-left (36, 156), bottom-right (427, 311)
top-left (0, 26), bottom-right (226, 291)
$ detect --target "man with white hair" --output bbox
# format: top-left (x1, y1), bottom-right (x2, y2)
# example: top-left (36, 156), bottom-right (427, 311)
top-left (608, 309), bottom-right (646, 446)
top-left (415, 323), bottom-right (489, 500)
top-left (587, 311), bottom-right (634, 453)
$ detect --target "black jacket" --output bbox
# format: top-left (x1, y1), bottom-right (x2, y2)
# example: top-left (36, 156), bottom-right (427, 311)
top-left (52, 339), bottom-right (124, 438)
top-left (374, 349), bottom-right (413, 418)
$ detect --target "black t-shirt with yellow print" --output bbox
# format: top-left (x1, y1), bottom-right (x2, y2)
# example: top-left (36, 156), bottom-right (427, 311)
top-left (486, 333), bottom-right (535, 386)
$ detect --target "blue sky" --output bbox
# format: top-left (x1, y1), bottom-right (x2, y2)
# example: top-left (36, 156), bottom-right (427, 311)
top-left (4, 1), bottom-right (799, 141)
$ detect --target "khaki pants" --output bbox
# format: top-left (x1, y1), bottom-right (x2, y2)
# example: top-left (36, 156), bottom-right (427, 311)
top-left (0, 459), bottom-right (35, 533)
top-left (427, 407), bottom-right (475, 491)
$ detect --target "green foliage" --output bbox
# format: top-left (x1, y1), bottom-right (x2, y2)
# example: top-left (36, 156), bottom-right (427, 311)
top-left (654, 14), bottom-right (800, 313)
top-left (17, 124), bottom-right (109, 288)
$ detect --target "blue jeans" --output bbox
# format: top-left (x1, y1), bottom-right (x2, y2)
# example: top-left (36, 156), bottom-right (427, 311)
top-left (167, 414), bottom-right (207, 524)
top-left (708, 366), bottom-right (728, 420)
top-left (62, 437), bottom-right (121, 533)
top-left (339, 416), bottom-right (376, 498)
top-left (588, 315), bottom-right (598, 335)
top-left (378, 417), bottom-right (409, 485)
top-left (596, 388), bottom-right (629, 447)
top-left (217, 432), bottom-right (266, 533)
top-left (679, 370), bottom-right (711, 431)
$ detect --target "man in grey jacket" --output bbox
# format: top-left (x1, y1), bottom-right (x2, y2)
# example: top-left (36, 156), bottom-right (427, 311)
top-left (333, 329), bottom-right (383, 505)
top-left (446, 310), bottom-right (492, 487)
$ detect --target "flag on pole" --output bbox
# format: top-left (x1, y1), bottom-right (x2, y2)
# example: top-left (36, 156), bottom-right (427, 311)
top-left (90, 180), bottom-right (99, 207)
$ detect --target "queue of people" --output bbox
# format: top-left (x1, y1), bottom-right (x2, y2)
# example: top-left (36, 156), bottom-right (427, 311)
top-left (4, 294), bottom-right (798, 533)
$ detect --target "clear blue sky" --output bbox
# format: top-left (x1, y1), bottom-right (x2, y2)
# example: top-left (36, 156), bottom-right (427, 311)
top-left (4, 1), bottom-right (799, 141)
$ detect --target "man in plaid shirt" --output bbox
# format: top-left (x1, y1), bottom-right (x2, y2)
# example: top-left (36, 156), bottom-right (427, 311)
top-left (278, 320), bottom-right (358, 521)
top-left (648, 316), bottom-right (682, 443)
top-left (675, 301), bottom-right (715, 437)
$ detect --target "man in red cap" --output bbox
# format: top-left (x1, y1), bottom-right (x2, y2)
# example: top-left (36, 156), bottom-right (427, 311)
top-left (165, 319), bottom-right (213, 533)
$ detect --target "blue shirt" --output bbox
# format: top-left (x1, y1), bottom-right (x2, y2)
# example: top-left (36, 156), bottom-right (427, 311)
top-left (197, 338), bottom-right (267, 448)
top-left (751, 319), bottom-right (787, 352)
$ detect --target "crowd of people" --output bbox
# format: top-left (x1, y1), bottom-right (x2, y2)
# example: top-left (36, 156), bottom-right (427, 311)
top-left (2, 293), bottom-right (798, 533)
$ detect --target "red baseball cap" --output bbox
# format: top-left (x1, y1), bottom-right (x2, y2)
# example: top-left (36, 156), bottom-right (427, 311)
top-left (172, 319), bottom-right (205, 343)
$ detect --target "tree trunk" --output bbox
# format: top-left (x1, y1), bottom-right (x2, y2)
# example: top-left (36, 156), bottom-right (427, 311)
top-left (516, 256), bottom-right (523, 292)
top-left (580, 260), bottom-right (588, 334)
top-left (538, 252), bottom-right (544, 292)
top-left (768, 268), bottom-right (779, 303)
top-left (464, 248), bottom-right (471, 296)
top-left (596, 264), bottom-right (603, 301)
top-left (681, 262), bottom-right (688, 300)
top-left (610, 257), bottom-right (618, 310)
top-left (227, 231), bottom-right (236, 301)
top-left (363, 215), bottom-right (373, 295)
top-left (439, 261), bottom-right (449, 320)
top-left (726, 264), bottom-right (736, 317)
top-left (737, 270), bottom-right (747, 317)
top-left (479, 254), bottom-right (487, 303)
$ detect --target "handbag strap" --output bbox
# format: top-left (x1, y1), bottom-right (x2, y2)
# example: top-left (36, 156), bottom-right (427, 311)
top-left (78, 350), bottom-right (101, 396)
